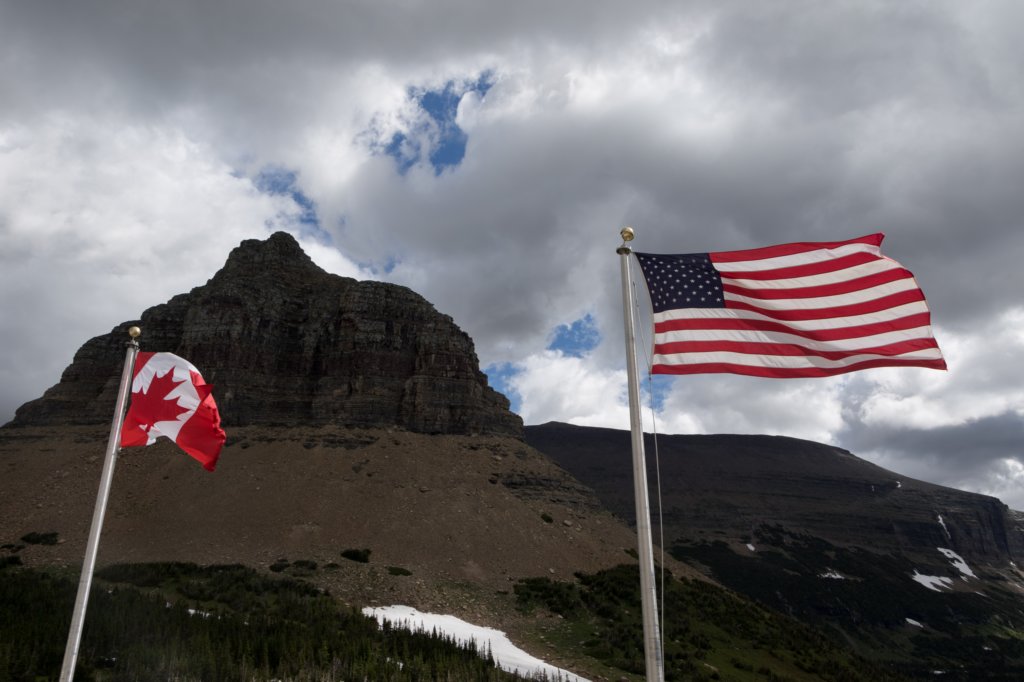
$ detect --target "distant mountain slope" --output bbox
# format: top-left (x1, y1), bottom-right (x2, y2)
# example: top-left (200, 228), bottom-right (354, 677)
top-left (524, 421), bottom-right (1024, 564)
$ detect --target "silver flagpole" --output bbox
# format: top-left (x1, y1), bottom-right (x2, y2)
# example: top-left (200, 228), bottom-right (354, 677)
top-left (60, 326), bottom-right (141, 682)
top-left (617, 227), bottom-right (665, 682)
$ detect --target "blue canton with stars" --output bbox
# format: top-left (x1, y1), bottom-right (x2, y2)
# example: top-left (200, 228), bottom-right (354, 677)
top-left (635, 252), bottom-right (726, 313)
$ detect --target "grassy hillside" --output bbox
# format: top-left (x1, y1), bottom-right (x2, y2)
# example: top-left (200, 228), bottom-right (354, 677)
top-left (2, 558), bottom-right (912, 682)
top-left (513, 564), bottom-right (905, 682)
top-left (671, 525), bottom-right (1024, 680)
top-left (0, 562), bottom-right (532, 681)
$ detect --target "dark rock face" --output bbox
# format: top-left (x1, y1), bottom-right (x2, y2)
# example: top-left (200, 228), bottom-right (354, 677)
top-left (524, 422), bottom-right (1024, 563)
top-left (9, 232), bottom-right (522, 436)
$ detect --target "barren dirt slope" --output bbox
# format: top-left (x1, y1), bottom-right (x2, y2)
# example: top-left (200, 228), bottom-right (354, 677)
top-left (1, 424), bottom-right (695, 625)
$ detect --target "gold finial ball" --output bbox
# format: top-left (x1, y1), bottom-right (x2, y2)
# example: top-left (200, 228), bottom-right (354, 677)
top-left (620, 226), bottom-right (635, 242)
top-left (128, 326), bottom-right (141, 338)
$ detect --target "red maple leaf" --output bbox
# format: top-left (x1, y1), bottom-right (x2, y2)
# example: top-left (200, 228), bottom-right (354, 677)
top-left (122, 370), bottom-right (190, 445)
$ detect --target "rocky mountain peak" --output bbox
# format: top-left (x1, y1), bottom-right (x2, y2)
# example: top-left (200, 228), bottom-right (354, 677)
top-left (214, 231), bottom-right (328, 285)
top-left (8, 232), bottom-right (522, 437)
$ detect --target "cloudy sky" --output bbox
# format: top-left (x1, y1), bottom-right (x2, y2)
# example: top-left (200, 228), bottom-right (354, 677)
top-left (2, 1), bottom-right (1023, 507)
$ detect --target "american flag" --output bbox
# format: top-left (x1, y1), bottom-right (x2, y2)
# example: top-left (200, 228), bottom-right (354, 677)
top-left (634, 233), bottom-right (946, 378)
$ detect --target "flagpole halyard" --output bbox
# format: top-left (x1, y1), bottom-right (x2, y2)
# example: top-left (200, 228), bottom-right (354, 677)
top-left (618, 228), bottom-right (665, 682)
top-left (60, 327), bottom-right (141, 682)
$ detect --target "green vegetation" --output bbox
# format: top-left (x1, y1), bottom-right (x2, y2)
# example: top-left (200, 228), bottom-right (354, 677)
top-left (8, 545), bottom-right (1019, 681)
top-left (0, 562), bottom-right (538, 681)
top-left (340, 548), bottom-right (371, 563)
top-left (265, 557), bottom-right (321, 576)
top-left (671, 525), bottom-right (1024, 679)
top-left (20, 531), bottom-right (59, 546)
top-left (515, 564), bottom-right (907, 681)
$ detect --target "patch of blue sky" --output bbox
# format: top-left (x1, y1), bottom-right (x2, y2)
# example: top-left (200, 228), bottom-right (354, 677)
top-left (547, 313), bottom-right (600, 358)
top-left (384, 72), bottom-right (494, 176)
top-left (642, 373), bottom-right (672, 413)
top-left (383, 134), bottom-right (420, 175)
top-left (484, 362), bottom-right (523, 415)
top-left (254, 166), bottom-right (331, 243)
top-left (356, 255), bottom-right (401, 277)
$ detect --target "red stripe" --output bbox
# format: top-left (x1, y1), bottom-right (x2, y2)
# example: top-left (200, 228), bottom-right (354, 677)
top-left (654, 337), bottom-right (940, 362)
top-left (655, 311), bottom-right (934, 342)
top-left (715, 251), bottom-right (883, 281)
top-left (709, 233), bottom-right (884, 264)
top-left (723, 288), bottom-right (926, 321)
top-left (651, 355), bottom-right (947, 378)
top-left (131, 351), bottom-right (154, 381)
top-left (721, 267), bottom-right (913, 300)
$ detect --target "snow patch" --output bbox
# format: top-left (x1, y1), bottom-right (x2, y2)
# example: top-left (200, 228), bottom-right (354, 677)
top-left (746, 543), bottom-right (756, 552)
top-left (363, 605), bottom-right (590, 682)
top-left (912, 570), bottom-right (953, 592)
top-left (938, 547), bottom-right (976, 580)
top-left (896, 480), bottom-right (902, 489)
top-left (906, 618), bottom-right (923, 627)
top-left (819, 570), bottom-right (844, 580)
top-left (937, 514), bottom-right (951, 541)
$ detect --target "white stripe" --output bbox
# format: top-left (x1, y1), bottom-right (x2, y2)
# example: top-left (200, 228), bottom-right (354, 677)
top-left (719, 258), bottom-right (902, 291)
top-left (655, 325), bottom-right (939, 352)
top-left (723, 277), bottom-right (920, 311)
top-left (653, 347), bottom-right (945, 369)
top-left (653, 301), bottom-right (931, 331)
top-left (711, 241), bottom-right (883, 273)
top-left (653, 300), bottom-right (932, 332)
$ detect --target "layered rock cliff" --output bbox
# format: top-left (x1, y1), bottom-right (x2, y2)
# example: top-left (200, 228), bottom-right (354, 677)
top-left (8, 232), bottom-right (522, 436)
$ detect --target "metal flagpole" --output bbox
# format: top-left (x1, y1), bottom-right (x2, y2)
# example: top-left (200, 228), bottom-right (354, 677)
top-left (617, 227), bottom-right (665, 682)
top-left (60, 326), bottom-right (141, 682)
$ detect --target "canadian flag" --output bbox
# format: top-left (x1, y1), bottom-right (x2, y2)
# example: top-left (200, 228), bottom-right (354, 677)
top-left (120, 352), bottom-right (226, 471)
